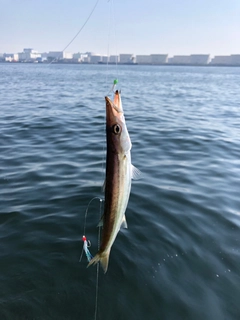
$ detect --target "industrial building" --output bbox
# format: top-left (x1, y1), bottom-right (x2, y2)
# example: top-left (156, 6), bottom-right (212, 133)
top-left (135, 55), bottom-right (152, 64)
top-left (18, 48), bottom-right (41, 62)
top-left (150, 54), bottom-right (168, 64)
top-left (47, 51), bottom-right (72, 60)
top-left (119, 54), bottom-right (134, 64)
top-left (102, 56), bottom-right (109, 63)
top-left (135, 54), bottom-right (168, 64)
top-left (229, 55), bottom-right (240, 65)
top-left (210, 56), bottom-right (231, 65)
top-left (1, 47), bottom-right (240, 66)
top-left (109, 55), bottom-right (119, 63)
top-left (169, 54), bottom-right (210, 65)
top-left (189, 54), bottom-right (210, 65)
top-left (168, 55), bottom-right (191, 64)
top-left (89, 54), bottom-right (102, 63)
top-left (210, 54), bottom-right (240, 66)
top-left (3, 53), bottom-right (19, 62)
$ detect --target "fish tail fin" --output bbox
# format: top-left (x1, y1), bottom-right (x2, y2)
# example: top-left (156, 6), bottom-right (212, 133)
top-left (87, 251), bottom-right (110, 274)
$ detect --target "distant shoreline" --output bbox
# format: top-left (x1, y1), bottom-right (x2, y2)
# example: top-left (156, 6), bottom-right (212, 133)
top-left (1, 61), bottom-right (240, 67)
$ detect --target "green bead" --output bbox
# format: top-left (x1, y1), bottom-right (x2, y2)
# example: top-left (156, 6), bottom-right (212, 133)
top-left (113, 79), bottom-right (118, 85)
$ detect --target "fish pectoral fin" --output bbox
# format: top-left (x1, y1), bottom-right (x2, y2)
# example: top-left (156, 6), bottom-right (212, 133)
top-left (121, 214), bottom-right (128, 229)
top-left (131, 164), bottom-right (142, 180)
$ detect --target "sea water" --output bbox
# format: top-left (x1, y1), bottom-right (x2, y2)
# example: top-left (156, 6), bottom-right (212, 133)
top-left (0, 63), bottom-right (240, 319)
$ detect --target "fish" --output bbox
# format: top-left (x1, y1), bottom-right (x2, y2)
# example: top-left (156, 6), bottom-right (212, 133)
top-left (88, 90), bottom-right (139, 273)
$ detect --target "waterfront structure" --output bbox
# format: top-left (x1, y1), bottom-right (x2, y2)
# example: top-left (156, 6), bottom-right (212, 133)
top-left (18, 48), bottom-right (40, 62)
top-left (3, 53), bottom-right (19, 62)
top-left (89, 54), bottom-right (102, 63)
top-left (210, 54), bottom-right (240, 65)
top-left (73, 52), bottom-right (82, 60)
top-left (2, 47), bottom-right (240, 66)
top-left (47, 51), bottom-right (72, 60)
top-left (190, 54), bottom-right (210, 65)
top-left (210, 56), bottom-right (231, 65)
top-left (72, 52), bottom-right (88, 62)
top-left (135, 55), bottom-right (152, 64)
top-left (229, 54), bottom-right (240, 65)
top-left (169, 55), bottom-right (191, 64)
top-left (62, 52), bottom-right (72, 59)
top-left (41, 52), bottom-right (48, 59)
top-left (83, 56), bottom-right (90, 63)
top-left (47, 52), bottom-right (62, 60)
top-left (150, 54), bottom-right (168, 64)
top-left (119, 54), bottom-right (134, 64)
top-left (102, 56), bottom-right (109, 63)
top-left (169, 54), bottom-right (210, 65)
top-left (135, 54), bottom-right (169, 65)
top-left (109, 55), bottom-right (119, 63)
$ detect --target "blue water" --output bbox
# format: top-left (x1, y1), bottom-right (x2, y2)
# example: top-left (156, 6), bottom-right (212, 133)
top-left (0, 63), bottom-right (240, 320)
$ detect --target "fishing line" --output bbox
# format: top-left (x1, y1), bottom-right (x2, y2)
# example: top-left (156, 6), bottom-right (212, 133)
top-left (49, 0), bottom-right (100, 65)
top-left (112, 0), bottom-right (119, 78)
top-left (94, 261), bottom-right (100, 320)
top-left (78, 2), bottom-right (119, 319)
top-left (101, 0), bottom-right (120, 185)
top-left (79, 197), bottom-right (103, 263)
top-left (105, 0), bottom-right (111, 87)
top-left (94, 199), bottom-right (102, 320)
top-left (100, 0), bottom-right (113, 186)
top-left (105, 0), bottom-right (119, 94)
top-left (107, 0), bottom-right (119, 75)
top-left (79, 196), bottom-right (103, 320)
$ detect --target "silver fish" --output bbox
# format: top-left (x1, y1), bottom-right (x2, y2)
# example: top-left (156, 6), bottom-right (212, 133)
top-left (88, 90), bottom-right (139, 273)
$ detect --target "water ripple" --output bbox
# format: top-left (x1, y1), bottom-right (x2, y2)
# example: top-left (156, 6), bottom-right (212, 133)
top-left (0, 64), bottom-right (240, 319)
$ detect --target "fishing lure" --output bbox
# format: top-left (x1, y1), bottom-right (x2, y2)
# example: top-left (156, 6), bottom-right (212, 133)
top-left (108, 79), bottom-right (118, 96)
top-left (82, 235), bottom-right (93, 263)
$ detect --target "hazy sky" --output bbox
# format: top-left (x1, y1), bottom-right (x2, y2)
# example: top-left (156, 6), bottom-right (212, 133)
top-left (1, 0), bottom-right (240, 56)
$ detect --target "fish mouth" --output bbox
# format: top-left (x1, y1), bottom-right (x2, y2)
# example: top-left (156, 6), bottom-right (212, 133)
top-left (105, 90), bottom-right (123, 114)
top-left (105, 90), bottom-right (126, 128)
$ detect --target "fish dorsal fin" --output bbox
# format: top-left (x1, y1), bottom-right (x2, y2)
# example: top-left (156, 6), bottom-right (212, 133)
top-left (131, 165), bottom-right (141, 180)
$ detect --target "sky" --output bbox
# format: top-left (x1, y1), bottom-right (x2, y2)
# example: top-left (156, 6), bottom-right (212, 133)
top-left (1, 0), bottom-right (240, 57)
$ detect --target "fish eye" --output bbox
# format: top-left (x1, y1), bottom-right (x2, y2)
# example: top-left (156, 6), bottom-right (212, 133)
top-left (112, 124), bottom-right (121, 135)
